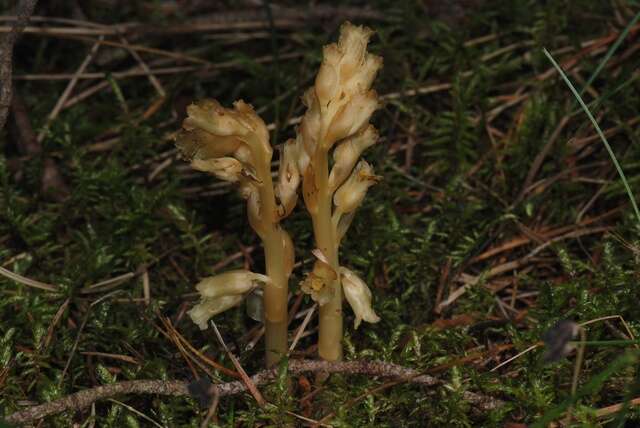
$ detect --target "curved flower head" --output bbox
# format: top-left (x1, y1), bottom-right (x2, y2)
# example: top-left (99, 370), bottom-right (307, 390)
top-left (188, 270), bottom-right (272, 330)
top-left (176, 99), bottom-right (272, 169)
top-left (340, 267), bottom-right (380, 329)
top-left (305, 22), bottom-right (382, 150)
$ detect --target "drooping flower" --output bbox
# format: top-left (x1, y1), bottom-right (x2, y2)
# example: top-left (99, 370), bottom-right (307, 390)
top-left (275, 139), bottom-right (301, 218)
top-left (195, 270), bottom-right (271, 299)
top-left (188, 270), bottom-right (271, 330)
top-left (189, 295), bottom-right (245, 330)
top-left (333, 160), bottom-right (380, 216)
top-left (176, 99), bottom-right (272, 169)
top-left (340, 267), bottom-right (380, 329)
top-left (328, 125), bottom-right (378, 191)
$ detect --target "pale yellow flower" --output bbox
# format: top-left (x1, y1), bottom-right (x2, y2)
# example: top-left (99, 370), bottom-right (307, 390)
top-left (300, 249), bottom-right (337, 305)
top-left (191, 157), bottom-right (243, 182)
top-left (328, 125), bottom-right (378, 191)
top-left (333, 160), bottom-right (379, 215)
top-left (188, 270), bottom-right (272, 330)
top-left (189, 295), bottom-right (244, 330)
top-left (275, 139), bottom-right (301, 218)
top-left (340, 267), bottom-right (380, 329)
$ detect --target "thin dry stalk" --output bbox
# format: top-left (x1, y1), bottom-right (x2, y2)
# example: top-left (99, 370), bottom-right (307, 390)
top-left (6, 359), bottom-right (504, 425)
top-left (0, 0), bottom-right (37, 131)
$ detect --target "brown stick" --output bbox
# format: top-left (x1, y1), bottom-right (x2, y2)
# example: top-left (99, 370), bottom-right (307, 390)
top-left (0, 0), bottom-right (37, 131)
top-left (6, 359), bottom-right (504, 424)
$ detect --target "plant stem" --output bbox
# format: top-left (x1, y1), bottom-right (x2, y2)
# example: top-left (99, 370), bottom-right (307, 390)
top-left (255, 153), bottom-right (289, 367)
top-left (312, 149), bottom-right (343, 361)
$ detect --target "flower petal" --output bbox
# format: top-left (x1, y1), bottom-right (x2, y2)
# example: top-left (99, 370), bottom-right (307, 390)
top-left (196, 270), bottom-right (271, 299)
top-left (340, 267), bottom-right (380, 329)
top-left (188, 295), bottom-right (244, 330)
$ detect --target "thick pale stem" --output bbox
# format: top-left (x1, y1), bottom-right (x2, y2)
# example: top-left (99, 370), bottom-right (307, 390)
top-left (312, 149), bottom-right (343, 361)
top-left (254, 151), bottom-right (289, 367)
top-left (262, 231), bottom-right (288, 366)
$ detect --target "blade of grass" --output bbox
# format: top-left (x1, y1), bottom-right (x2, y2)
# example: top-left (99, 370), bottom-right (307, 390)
top-left (543, 47), bottom-right (640, 225)
top-left (570, 10), bottom-right (640, 116)
top-left (578, 10), bottom-right (640, 98)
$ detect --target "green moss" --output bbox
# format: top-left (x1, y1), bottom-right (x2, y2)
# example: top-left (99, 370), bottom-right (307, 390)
top-left (2, 0), bottom-right (640, 426)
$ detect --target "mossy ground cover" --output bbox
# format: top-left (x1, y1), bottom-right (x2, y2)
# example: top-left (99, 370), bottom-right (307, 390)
top-left (1, 1), bottom-right (640, 426)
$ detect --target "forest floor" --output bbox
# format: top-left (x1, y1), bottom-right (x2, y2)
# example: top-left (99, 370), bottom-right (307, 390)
top-left (1, 0), bottom-right (640, 426)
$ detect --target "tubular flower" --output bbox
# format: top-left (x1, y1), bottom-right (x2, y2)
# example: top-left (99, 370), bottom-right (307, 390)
top-left (189, 295), bottom-right (244, 330)
top-left (275, 139), bottom-right (301, 218)
top-left (340, 267), bottom-right (380, 329)
top-left (188, 270), bottom-right (272, 330)
top-left (333, 160), bottom-right (380, 216)
top-left (328, 125), bottom-right (378, 191)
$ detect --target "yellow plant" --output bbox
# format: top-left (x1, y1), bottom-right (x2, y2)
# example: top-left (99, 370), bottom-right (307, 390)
top-left (175, 100), bottom-right (297, 366)
top-left (297, 22), bottom-right (382, 361)
top-left (176, 21), bottom-right (381, 365)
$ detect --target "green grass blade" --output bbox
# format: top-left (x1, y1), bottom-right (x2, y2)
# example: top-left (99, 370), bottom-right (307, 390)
top-left (579, 10), bottom-right (640, 97)
top-left (543, 48), bottom-right (640, 226)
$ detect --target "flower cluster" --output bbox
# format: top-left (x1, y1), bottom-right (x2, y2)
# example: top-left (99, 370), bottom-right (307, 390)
top-left (177, 22), bottom-right (383, 362)
top-left (176, 99), bottom-right (297, 332)
top-left (297, 22), bottom-right (382, 331)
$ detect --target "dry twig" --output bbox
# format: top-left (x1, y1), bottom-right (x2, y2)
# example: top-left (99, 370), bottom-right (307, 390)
top-left (0, 0), bottom-right (37, 131)
top-left (6, 359), bottom-right (504, 424)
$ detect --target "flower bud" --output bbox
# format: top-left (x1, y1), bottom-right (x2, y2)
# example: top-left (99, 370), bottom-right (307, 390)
top-left (337, 22), bottom-right (373, 82)
top-left (315, 45), bottom-right (340, 105)
top-left (191, 157), bottom-right (243, 182)
top-left (340, 266), bottom-right (380, 329)
top-left (188, 295), bottom-right (244, 330)
top-left (232, 100), bottom-right (271, 158)
top-left (328, 125), bottom-right (378, 191)
top-left (333, 160), bottom-right (379, 215)
top-left (195, 269), bottom-right (271, 300)
top-left (326, 90), bottom-right (379, 145)
top-left (343, 53), bottom-right (383, 96)
top-left (299, 89), bottom-right (322, 155)
top-left (275, 139), bottom-right (301, 218)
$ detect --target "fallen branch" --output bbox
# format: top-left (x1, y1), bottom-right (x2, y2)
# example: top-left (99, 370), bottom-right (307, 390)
top-left (0, 0), bottom-right (37, 131)
top-left (6, 359), bottom-right (504, 424)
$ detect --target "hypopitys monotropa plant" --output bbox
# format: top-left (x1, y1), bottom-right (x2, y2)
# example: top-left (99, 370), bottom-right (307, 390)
top-left (177, 21), bottom-right (382, 366)
top-left (297, 22), bottom-right (382, 361)
top-left (175, 99), bottom-right (299, 366)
